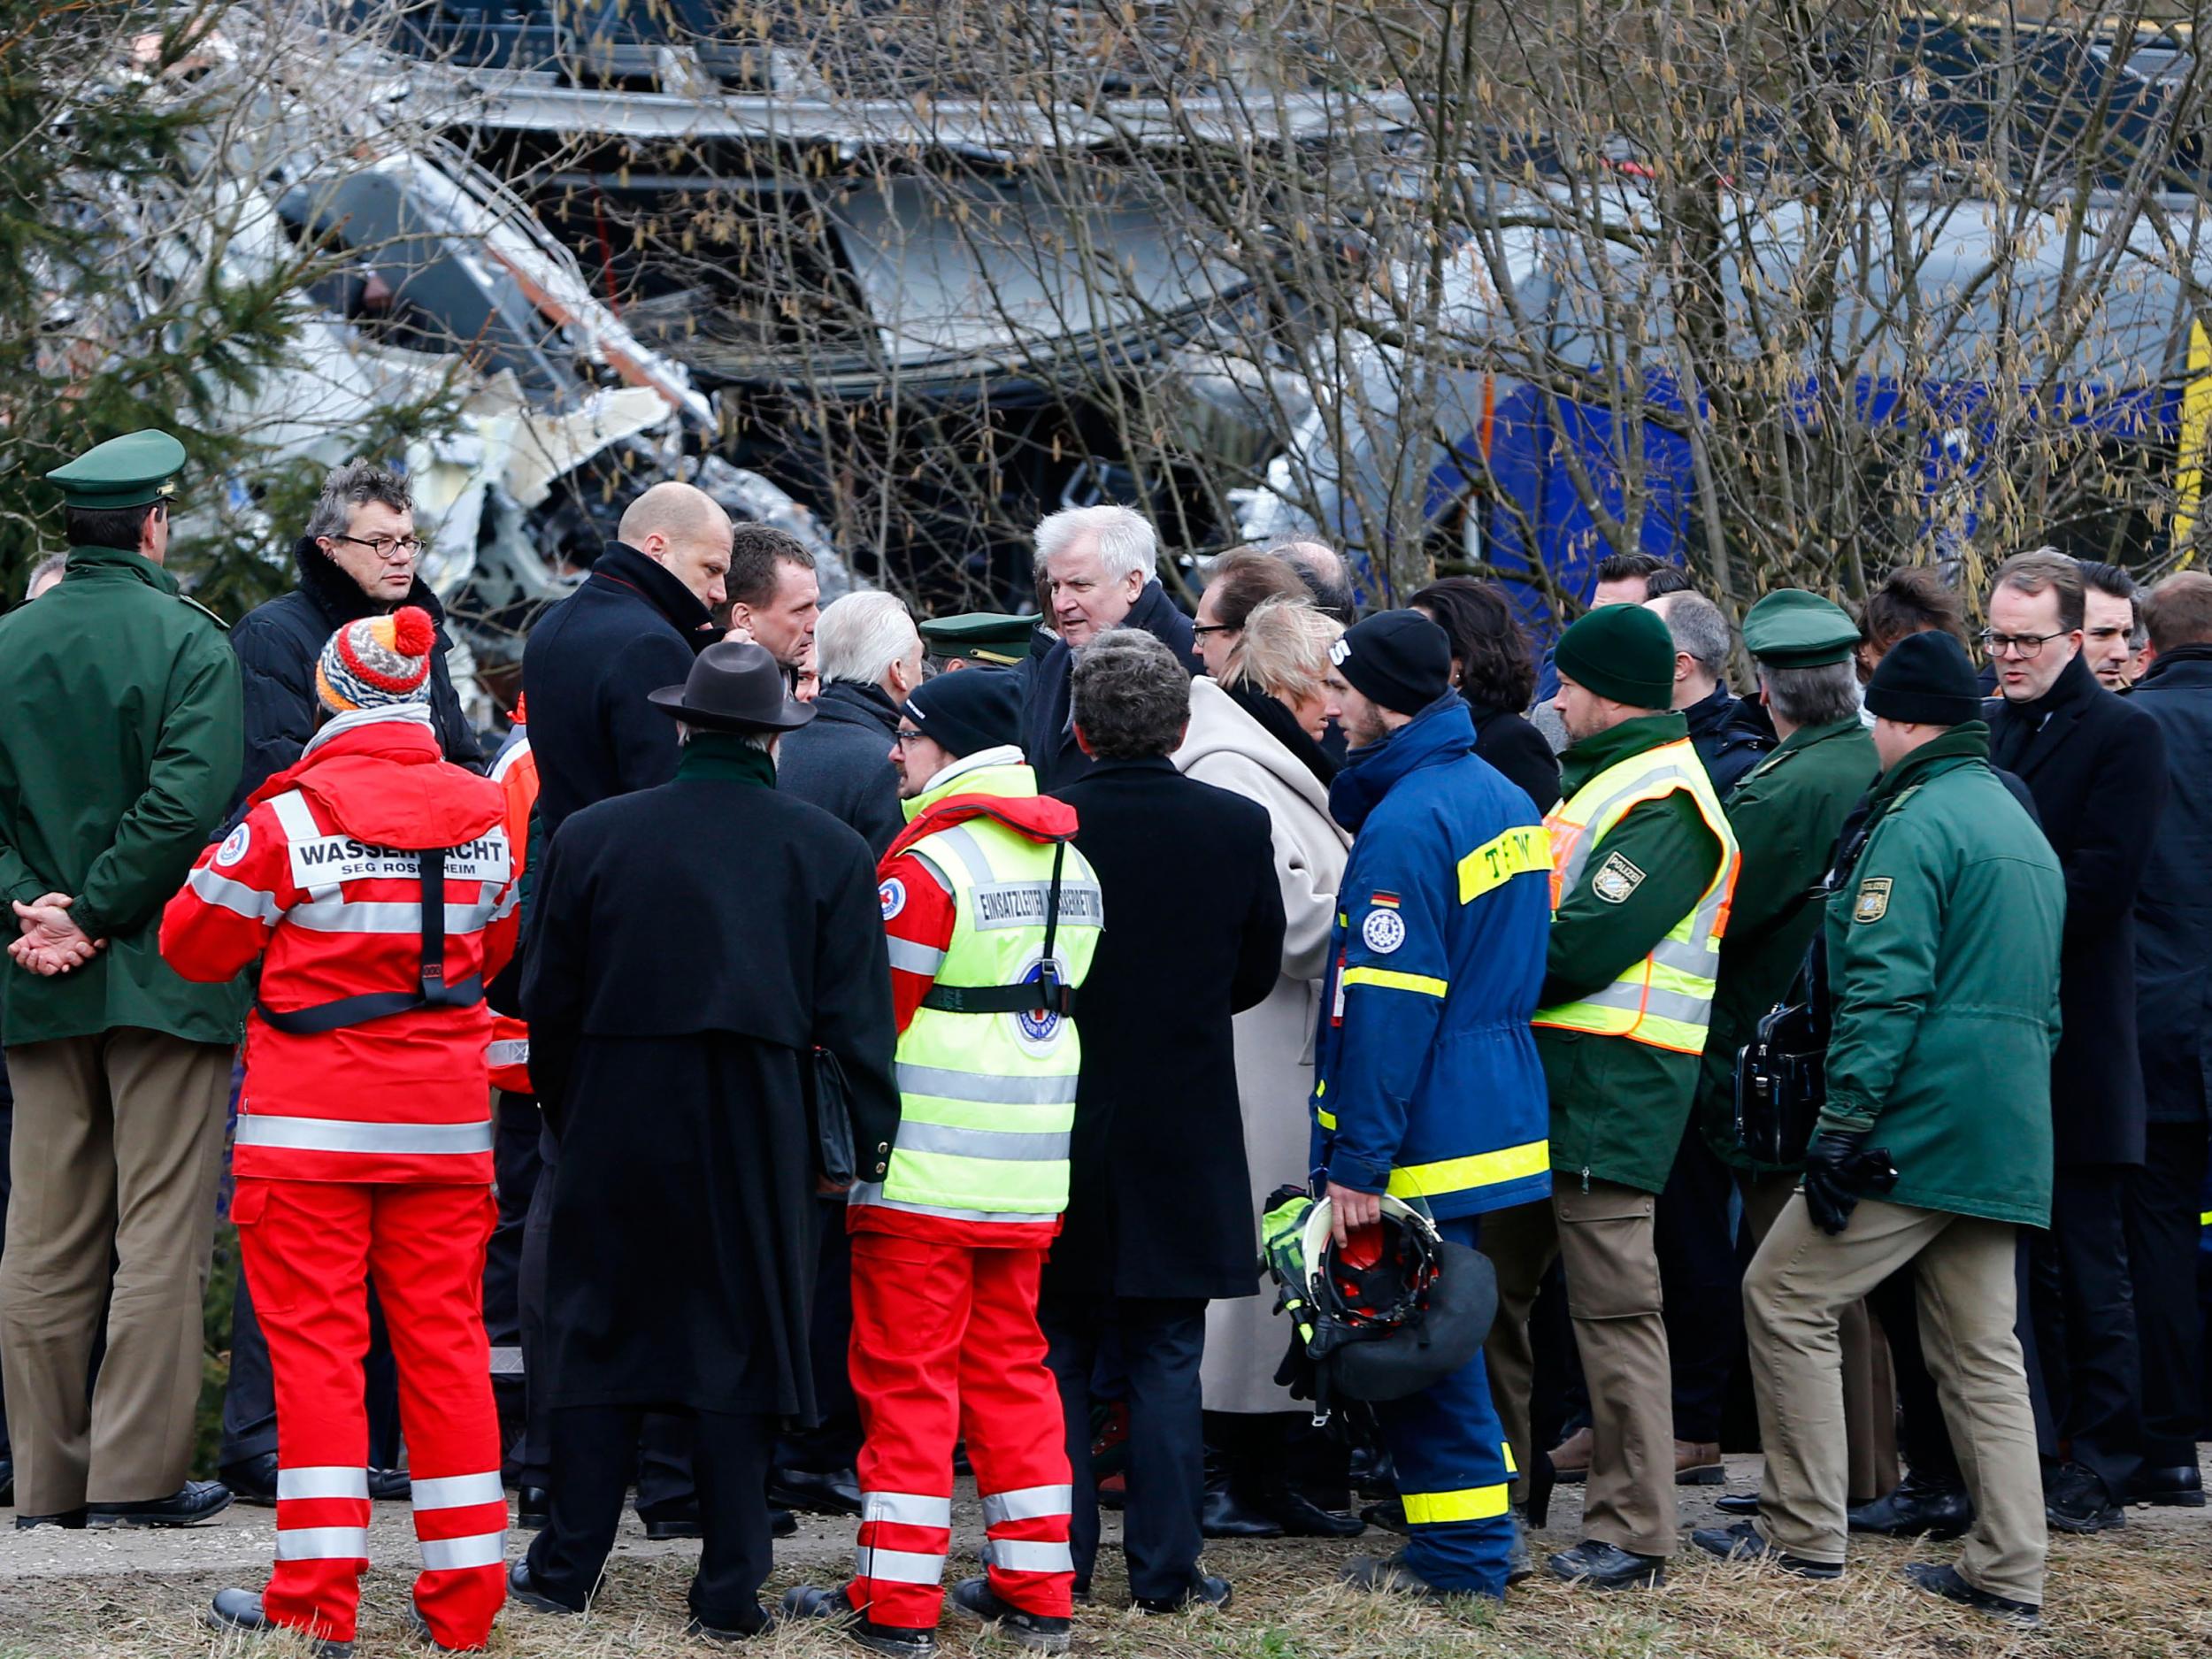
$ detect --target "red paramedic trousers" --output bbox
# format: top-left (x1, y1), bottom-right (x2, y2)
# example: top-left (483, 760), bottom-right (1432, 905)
top-left (846, 1229), bottom-right (1073, 1629)
top-left (234, 1178), bottom-right (506, 1647)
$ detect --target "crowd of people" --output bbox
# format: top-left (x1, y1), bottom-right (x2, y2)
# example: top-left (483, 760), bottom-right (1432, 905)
top-left (0, 429), bottom-right (2208, 1655)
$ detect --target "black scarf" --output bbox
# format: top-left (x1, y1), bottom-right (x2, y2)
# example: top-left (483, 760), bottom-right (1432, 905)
top-left (291, 535), bottom-right (443, 630)
top-left (1989, 650), bottom-right (2093, 772)
top-left (1225, 680), bottom-right (1338, 787)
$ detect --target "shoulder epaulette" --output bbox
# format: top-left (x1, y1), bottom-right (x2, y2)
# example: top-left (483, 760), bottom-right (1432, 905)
top-left (176, 592), bottom-right (229, 631)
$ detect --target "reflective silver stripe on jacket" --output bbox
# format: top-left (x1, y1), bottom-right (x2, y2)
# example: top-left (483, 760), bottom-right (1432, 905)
top-left (895, 1121), bottom-right (1070, 1163)
top-left (1650, 934), bottom-right (1721, 978)
top-left (276, 1466), bottom-right (368, 1502)
top-left (488, 1346), bottom-right (524, 1377)
top-left (411, 1471), bottom-right (505, 1510)
top-left (885, 938), bottom-right (947, 976)
top-left (288, 896), bottom-right (506, 936)
top-left (895, 1064), bottom-right (1078, 1107)
top-left (419, 1531), bottom-right (505, 1571)
top-left (981, 1485), bottom-right (1072, 1525)
top-left (276, 1525), bottom-right (370, 1560)
top-left (1574, 981), bottom-right (1711, 1025)
top-left (856, 1547), bottom-right (946, 1585)
top-left (234, 1116), bottom-right (495, 1156)
top-left (922, 825), bottom-right (1102, 930)
top-left (982, 1538), bottom-right (1075, 1575)
top-left (487, 1040), bottom-right (529, 1070)
top-left (862, 1491), bottom-right (954, 1529)
top-left (187, 864), bottom-right (282, 925)
top-left (845, 1183), bottom-right (1059, 1226)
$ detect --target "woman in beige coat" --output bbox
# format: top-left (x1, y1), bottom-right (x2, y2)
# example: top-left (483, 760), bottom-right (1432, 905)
top-left (1171, 589), bottom-right (1357, 1536)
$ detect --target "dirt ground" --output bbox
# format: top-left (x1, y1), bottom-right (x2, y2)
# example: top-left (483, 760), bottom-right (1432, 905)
top-left (4, 1453), bottom-right (2209, 1659)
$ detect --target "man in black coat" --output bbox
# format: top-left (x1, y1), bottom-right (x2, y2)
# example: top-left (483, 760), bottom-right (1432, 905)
top-left (1042, 629), bottom-right (1285, 1613)
top-left (1647, 589), bottom-right (1772, 794)
top-left (511, 642), bottom-right (899, 1638)
top-left (216, 458), bottom-right (482, 1502)
top-left (522, 481), bottom-right (731, 841)
top-left (1023, 504), bottom-right (1195, 790)
top-left (225, 460), bottom-right (483, 817)
top-left (508, 479), bottom-right (732, 1529)
top-left (2117, 572), bottom-right (2212, 1509)
top-left (778, 590), bottom-right (924, 858)
top-left (1985, 549), bottom-right (2170, 1532)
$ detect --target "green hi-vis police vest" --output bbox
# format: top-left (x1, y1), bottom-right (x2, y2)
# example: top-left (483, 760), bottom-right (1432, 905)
top-left (879, 775), bottom-right (1103, 1226)
top-left (1532, 737), bottom-right (1740, 1055)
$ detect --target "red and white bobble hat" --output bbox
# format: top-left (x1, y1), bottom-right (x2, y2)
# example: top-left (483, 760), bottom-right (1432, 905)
top-left (315, 605), bottom-right (435, 713)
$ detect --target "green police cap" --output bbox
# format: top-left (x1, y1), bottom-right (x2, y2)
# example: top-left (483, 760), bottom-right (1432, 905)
top-left (1741, 589), bottom-right (1861, 668)
top-left (46, 429), bottom-right (187, 512)
top-left (919, 611), bottom-right (1039, 668)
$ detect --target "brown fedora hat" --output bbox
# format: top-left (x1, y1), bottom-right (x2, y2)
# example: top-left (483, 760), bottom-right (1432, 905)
top-left (647, 640), bottom-right (816, 733)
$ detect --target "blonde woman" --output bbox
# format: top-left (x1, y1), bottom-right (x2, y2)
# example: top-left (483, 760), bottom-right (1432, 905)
top-left (1174, 596), bottom-right (1359, 1536)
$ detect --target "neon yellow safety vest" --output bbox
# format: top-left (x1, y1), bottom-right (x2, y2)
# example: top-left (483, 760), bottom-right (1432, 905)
top-left (873, 764), bottom-right (1103, 1226)
top-left (1532, 737), bottom-right (1740, 1056)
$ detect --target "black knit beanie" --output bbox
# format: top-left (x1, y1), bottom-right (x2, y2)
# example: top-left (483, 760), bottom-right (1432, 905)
top-left (1332, 610), bottom-right (1454, 716)
top-left (902, 667), bottom-right (1023, 757)
top-left (1864, 631), bottom-right (1981, 726)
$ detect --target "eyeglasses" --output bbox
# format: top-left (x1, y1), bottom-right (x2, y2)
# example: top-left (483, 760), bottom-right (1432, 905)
top-left (894, 729), bottom-right (926, 747)
top-left (330, 533), bottom-right (423, 560)
top-left (1978, 628), bottom-right (2068, 659)
top-left (1190, 622), bottom-right (1237, 638)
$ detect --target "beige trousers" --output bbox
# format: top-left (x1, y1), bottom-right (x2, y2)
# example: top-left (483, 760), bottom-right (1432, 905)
top-left (1740, 1172), bottom-right (1900, 1504)
top-left (0, 1030), bottom-right (231, 1513)
top-left (1746, 1194), bottom-right (2046, 1606)
top-left (1482, 1180), bottom-right (1677, 1558)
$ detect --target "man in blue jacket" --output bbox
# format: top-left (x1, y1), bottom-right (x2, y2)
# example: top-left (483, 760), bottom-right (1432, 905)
top-left (1315, 611), bottom-right (1553, 1601)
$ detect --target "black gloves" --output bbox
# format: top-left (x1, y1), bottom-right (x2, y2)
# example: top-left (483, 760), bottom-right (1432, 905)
top-left (1801, 1130), bottom-right (1900, 1236)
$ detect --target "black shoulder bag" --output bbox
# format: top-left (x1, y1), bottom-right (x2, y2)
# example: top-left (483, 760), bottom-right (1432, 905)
top-left (256, 849), bottom-right (484, 1035)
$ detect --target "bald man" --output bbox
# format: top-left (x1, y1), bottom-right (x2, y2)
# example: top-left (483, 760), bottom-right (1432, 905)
top-left (511, 484), bottom-right (734, 1536)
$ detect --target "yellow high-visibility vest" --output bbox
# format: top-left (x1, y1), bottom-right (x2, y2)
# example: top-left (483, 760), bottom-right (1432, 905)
top-left (1532, 738), bottom-right (1740, 1055)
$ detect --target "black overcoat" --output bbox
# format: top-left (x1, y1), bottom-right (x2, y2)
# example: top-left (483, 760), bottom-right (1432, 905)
top-left (1988, 651), bottom-right (2170, 1165)
top-left (226, 539), bottom-right (482, 817)
top-left (521, 541), bottom-right (717, 840)
top-left (776, 679), bottom-right (903, 856)
top-left (518, 768), bottom-right (900, 1416)
top-left (1469, 703), bottom-right (1561, 812)
top-left (1023, 582), bottom-right (1196, 791)
top-left (2125, 646), bottom-right (2212, 1127)
top-left (1044, 757), bottom-right (1285, 1302)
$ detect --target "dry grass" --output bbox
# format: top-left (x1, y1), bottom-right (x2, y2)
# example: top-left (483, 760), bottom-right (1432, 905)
top-left (2, 1520), bottom-right (2208, 1659)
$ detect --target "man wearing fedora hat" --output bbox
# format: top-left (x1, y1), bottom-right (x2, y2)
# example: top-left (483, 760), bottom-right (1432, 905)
top-left (509, 641), bottom-right (902, 1640)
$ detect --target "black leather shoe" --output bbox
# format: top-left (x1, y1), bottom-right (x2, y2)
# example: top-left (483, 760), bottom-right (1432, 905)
top-left (687, 1607), bottom-right (770, 1644)
top-left (1202, 1478), bottom-right (1284, 1539)
top-left (369, 1466), bottom-right (411, 1503)
top-left (1348, 1440), bottom-right (1395, 1501)
top-left (14, 1509), bottom-right (88, 1530)
top-left (1547, 1540), bottom-right (1665, 1590)
top-left (1266, 1488), bottom-right (1364, 1539)
top-left (508, 1558), bottom-right (582, 1616)
top-left (220, 1452), bottom-right (280, 1507)
top-left (769, 1466), bottom-right (864, 1517)
top-left (949, 1576), bottom-right (1071, 1653)
top-left (88, 1480), bottom-right (233, 1528)
top-left (206, 1588), bottom-right (354, 1656)
top-left (772, 1507), bottom-right (799, 1538)
top-left (779, 1585), bottom-right (938, 1655)
top-left (1903, 1561), bottom-right (2039, 1629)
top-left (1134, 1572), bottom-right (1232, 1614)
top-left (1360, 1498), bottom-right (1408, 1535)
top-left (1715, 1490), bottom-right (1760, 1517)
top-left (515, 1486), bottom-right (549, 1530)
top-left (2044, 1461), bottom-right (2124, 1534)
top-left (1847, 1471), bottom-right (1971, 1540)
top-left (2128, 1464), bottom-right (2206, 1508)
top-left (1340, 1551), bottom-right (1471, 1601)
top-left (1691, 1520), bottom-right (1840, 1579)
top-left (639, 1502), bottom-right (703, 1540)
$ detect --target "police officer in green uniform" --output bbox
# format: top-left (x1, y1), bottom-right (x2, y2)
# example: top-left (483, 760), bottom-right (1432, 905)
top-left (919, 613), bottom-right (1046, 672)
top-left (1695, 631), bottom-right (2061, 1628)
top-left (0, 432), bottom-right (246, 1527)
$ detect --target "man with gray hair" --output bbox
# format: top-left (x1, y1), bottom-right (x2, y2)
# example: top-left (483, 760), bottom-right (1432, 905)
top-left (1646, 589), bottom-right (1770, 794)
top-left (1023, 505), bottom-right (1194, 790)
top-left (777, 591), bottom-right (925, 859)
top-left (1267, 538), bottom-right (1357, 625)
top-left (1045, 629), bottom-right (1284, 1614)
top-left (215, 457), bottom-right (487, 1505)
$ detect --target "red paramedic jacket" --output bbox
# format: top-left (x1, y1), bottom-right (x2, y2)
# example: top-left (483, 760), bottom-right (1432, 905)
top-left (161, 707), bottom-right (519, 1184)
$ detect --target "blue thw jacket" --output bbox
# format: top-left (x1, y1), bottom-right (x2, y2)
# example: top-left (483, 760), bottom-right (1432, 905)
top-left (1311, 694), bottom-right (1553, 1221)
